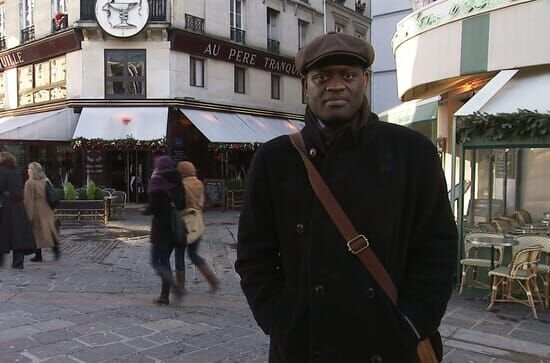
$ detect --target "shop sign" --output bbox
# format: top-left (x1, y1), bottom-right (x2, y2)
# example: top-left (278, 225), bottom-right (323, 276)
top-left (0, 31), bottom-right (81, 72)
top-left (171, 29), bottom-right (300, 78)
top-left (95, 0), bottom-right (150, 38)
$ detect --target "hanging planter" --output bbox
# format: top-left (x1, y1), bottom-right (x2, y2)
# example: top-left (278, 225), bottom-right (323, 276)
top-left (457, 110), bottom-right (550, 144)
top-left (72, 136), bottom-right (167, 152)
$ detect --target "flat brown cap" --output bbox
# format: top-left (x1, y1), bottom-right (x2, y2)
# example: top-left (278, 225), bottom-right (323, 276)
top-left (295, 32), bottom-right (375, 75)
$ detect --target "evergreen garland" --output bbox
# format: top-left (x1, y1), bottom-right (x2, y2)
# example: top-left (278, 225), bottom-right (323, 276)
top-left (72, 136), bottom-right (167, 152)
top-left (457, 110), bottom-right (550, 143)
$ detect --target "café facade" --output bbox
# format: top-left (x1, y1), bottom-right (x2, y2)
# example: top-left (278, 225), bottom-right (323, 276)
top-left (0, 0), bottom-right (346, 201)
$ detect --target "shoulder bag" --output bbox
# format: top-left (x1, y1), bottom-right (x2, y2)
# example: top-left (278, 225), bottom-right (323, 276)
top-left (166, 191), bottom-right (187, 245)
top-left (45, 180), bottom-right (61, 210)
top-left (289, 132), bottom-right (442, 363)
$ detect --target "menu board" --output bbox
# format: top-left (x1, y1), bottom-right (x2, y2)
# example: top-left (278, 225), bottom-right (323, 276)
top-left (204, 179), bottom-right (225, 208)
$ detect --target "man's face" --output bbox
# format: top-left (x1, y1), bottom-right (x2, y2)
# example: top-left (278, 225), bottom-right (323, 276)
top-left (304, 64), bottom-right (368, 125)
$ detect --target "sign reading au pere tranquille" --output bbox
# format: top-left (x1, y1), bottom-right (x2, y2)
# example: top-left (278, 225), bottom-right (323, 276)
top-left (171, 29), bottom-right (301, 78)
top-left (0, 31), bottom-right (81, 72)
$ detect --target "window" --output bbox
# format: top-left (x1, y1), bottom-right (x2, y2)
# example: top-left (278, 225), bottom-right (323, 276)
top-left (230, 0), bottom-right (245, 43)
top-left (271, 74), bottom-right (280, 100)
top-left (234, 66), bottom-right (245, 94)
top-left (21, 0), bottom-right (35, 42)
top-left (52, 0), bottom-right (68, 32)
top-left (52, 0), bottom-right (67, 14)
top-left (105, 50), bottom-right (146, 99)
top-left (0, 4), bottom-right (6, 50)
top-left (0, 72), bottom-right (5, 108)
top-left (17, 56), bottom-right (67, 106)
top-left (190, 57), bottom-right (204, 87)
top-left (298, 20), bottom-right (308, 49)
top-left (267, 8), bottom-right (279, 53)
top-left (335, 22), bottom-right (344, 33)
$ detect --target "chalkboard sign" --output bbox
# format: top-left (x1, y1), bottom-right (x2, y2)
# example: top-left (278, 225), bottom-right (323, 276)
top-left (204, 179), bottom-right (225, 209)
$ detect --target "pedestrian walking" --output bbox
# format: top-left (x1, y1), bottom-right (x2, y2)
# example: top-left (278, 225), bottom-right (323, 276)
top-left (235, 32), bottom-right (457, 363)
top-left (0, 152), bottom-right (36, 269)
top-left (145, 155), bottom-right (185, 305)
top-left (24, 162), bottom-right (60, 262)
top-left (175, 161), bottom-right (219, 292)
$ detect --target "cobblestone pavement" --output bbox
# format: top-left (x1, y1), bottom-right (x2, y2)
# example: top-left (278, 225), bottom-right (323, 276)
top-left (0, 207), bottom-right (549, 362)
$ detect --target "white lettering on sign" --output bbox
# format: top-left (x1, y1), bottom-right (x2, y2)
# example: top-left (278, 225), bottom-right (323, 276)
top-left (0, 52), bottom-right (24, 69)
top-left (203, 43), bottom-right (220, 56)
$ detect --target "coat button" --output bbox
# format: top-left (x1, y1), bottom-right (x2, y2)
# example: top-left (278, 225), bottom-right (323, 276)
top-left (309, 148), bottom-right (317, 158)
top-left (296, 224), bottom-right (304, 234)
top-left (371, 355), bottom-right (383, 363)
top-left (365, 287), bottom-right (375, 299)
top-left (313, 285), bottom-right (325, 296)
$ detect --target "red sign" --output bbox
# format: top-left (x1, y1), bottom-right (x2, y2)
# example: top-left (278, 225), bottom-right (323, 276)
top-left (171, 29), bottom-right (300, 78)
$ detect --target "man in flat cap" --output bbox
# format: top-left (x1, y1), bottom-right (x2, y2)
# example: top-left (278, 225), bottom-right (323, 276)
top-left (236, 32), bottom-right (457, 363)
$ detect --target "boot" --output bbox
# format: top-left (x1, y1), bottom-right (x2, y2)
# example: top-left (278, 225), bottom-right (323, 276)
top-left (158, 268), bottom-right (184, 298)
top-left (175, 269), bottom-right (186, 289)
top-left (52, 246), bottom-right (60, 261)
top-left (30, 249), bottom-right (43, 262)
top-left (198, 265), bottom-right (220, 292)
top-left (11, 252), bottom-right (24, 269)
top-left (153, 281), bottom-right (170, 305)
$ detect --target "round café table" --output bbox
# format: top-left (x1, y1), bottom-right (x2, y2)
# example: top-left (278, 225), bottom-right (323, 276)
top-left (466, 235), bottom-right (518, 270)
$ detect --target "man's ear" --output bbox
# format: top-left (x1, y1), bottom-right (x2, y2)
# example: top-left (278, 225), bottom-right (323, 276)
top-left (301, 77), bottom-right (308, 94)
top-left (363, 71), bottom-right (370, 87)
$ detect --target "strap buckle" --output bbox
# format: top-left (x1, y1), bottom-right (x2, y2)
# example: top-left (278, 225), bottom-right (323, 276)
top-left (347, 235), bottom-right (370, 255)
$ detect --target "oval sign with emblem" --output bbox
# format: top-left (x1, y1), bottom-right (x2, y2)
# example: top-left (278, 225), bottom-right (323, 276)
top-left (95, 0), bottom-right (150, 38)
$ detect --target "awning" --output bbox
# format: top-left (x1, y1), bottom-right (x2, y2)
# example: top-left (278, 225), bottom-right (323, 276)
top-left (455, 68), bottom-right (550, 116)
top-left (0, 108), bottom-right (78, 141)
top-left (181, 109), bottom-right (303, 143)
top-left (73, 107), bottom-right (168, 140)
top-left (378, 96), bottom-right (439, 126)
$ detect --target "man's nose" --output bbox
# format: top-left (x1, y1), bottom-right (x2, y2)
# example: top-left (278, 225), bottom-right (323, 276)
top-left (325, 75), bottom-right (345, 91)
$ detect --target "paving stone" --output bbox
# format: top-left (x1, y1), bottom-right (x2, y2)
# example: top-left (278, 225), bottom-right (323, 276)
top-left (76, 332), bottom-right (125, 347)
top-left (26, 340), bottom-right (86, 359)
top-left (0, 352), bottom-right (32, 363)
top-left (42, 355), bottom-right (80, 362)
top-left (70, 343), bottom-right (138, 362)
top-left (141, 318), bottom-right (191, 332)
top-left (115, 326), bottom-right (156, 339)
top-left (142, 331), bottom-right (181, 344)
top-left (442, 316), bottom-right (478, 329)
top-left (105, 353), bottom-right (157, 363)
top-left (33, 319), bottom-right (75, 332)
top-left (140, 341), bottom-right (198, 360)
top-left (471, 320), bottom-right (516, 336)
top-left (443, 347), bottom-right (495, 363)
top-left (68, 321), bottom-right (113, 335)
top-left (165, 345), bottom-right (235, 363)
top-left (124, 337), bottom-right (158, 350)
top-left (32, 328), bottom-right (80, 345)
top-left (509, 328), bottom-right (550, 346)
top-left (0, 325), bottom-right (41, 343)
top-left (0, 336), bottom-right (41, 353)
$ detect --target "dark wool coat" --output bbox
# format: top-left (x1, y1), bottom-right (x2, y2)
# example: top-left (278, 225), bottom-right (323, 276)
top-left (147, 169), bottom-right (186, 247)
top-left (235, 112), bottom-right (457, 363)
top-left (0, 165), bottom-right (36, 253)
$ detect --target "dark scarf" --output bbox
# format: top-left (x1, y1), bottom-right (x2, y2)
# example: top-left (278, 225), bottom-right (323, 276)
top-left (148, 168), bottom-right (180, 193)
top-left (0, 161), bottom-right (16, 169)
top-left (306, 95), bottom-right (372, 146)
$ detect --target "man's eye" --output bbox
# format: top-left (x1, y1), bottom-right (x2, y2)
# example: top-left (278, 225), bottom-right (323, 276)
top-left (343, 73), bottom-right (356, 80)
top-left (314, 75), bottom-right (327, 82)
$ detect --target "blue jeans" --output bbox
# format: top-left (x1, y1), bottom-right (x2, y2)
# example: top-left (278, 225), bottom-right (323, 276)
top-left (151, 244), bottom-right (174, 275)
top-left (174, 238), bottom-right (205, 271)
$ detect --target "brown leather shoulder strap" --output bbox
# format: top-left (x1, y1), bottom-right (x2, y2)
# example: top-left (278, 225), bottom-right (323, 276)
top-left (289, 132), bottom-right (398, 305)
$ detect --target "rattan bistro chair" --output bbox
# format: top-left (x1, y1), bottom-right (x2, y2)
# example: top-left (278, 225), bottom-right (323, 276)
top-left (513, 236), bottom-right (550, 308)
top-left (459, 233), bottom-right (505, 294)
top-left (487, 240), bottom-right (543, 319)
top-left (514, 209), bottom-right (533, 225)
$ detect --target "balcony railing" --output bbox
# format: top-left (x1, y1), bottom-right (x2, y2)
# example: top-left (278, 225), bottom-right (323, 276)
top-left (185, 14), bottom-right (204, 33)
top-left (267, 38), bottom-right (280, 54)
top-left (0, 36), bottom-right (5, 51)
top-left (21, 26), bottom-right (35, 43)
top-left (52, 14), bottom-right (69, 32)
top-left (149, 0), bottom-right (167, 22)
top-left (231, 27), bottom-right (245, 44)
top-left (80, 0), bottom-right (95, 21)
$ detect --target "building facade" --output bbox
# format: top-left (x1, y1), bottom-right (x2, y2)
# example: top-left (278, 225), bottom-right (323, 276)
top-left (389, 0), bottom-right (550, 242)
top-left (0, 0), bottom-right (371, 202)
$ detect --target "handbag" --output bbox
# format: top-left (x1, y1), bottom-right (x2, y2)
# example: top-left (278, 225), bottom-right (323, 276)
top-left (166, 191), bottom-right (187, 245)
top-left (45, 180), bottom-right (60, 209)
top-left (289, 133), bottom-right (442, 363)
top-left (181, 208), bottom-right (205, 244)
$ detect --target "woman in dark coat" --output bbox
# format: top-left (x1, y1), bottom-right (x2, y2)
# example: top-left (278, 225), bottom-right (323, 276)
top-left (146, 155), bottom-right (185, 305)
top-left (0, 152), bottom-right (36, 269)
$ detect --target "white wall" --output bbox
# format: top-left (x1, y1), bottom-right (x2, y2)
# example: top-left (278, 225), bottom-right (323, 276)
top-left (520, 148), bottom-right (550, 221)
top-left (371, 72), bottom-right (399, 114)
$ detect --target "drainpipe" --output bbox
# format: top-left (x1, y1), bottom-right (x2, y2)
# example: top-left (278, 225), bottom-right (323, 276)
top-left (323, 0), bottom-right (327, 34)
top-left (451, 115), bottom-right (457, 215)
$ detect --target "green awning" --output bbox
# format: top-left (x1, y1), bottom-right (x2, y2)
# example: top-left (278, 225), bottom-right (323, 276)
top-left (379, 96), bottom-right (439, 126)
